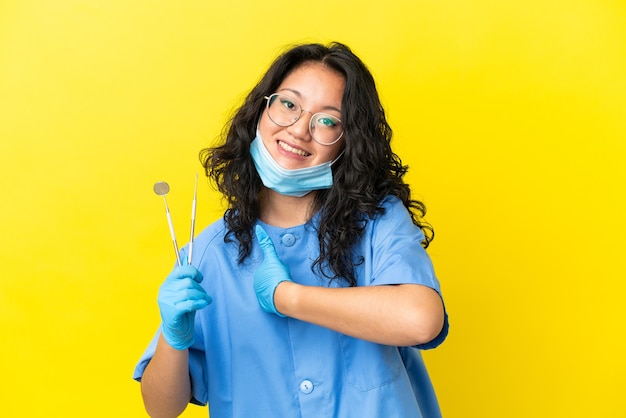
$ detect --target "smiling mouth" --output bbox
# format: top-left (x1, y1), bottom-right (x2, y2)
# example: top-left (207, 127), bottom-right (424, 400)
top-left (278, 140), bottom-right (310, 157)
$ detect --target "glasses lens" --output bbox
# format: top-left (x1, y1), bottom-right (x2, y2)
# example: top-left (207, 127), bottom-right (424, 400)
top-left (266, 93), bottom-right (344, 145)
top-left (310, 113), bottom-right (343, 145)
top-left (267, 93), bottom-right (301, 126)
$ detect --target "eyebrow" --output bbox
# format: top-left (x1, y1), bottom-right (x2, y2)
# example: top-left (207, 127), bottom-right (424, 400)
top-left (278, 88), bottom-right (342, 114)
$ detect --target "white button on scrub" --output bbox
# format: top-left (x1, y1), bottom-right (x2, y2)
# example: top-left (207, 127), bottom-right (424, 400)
top-left (299, 379), bottom-right (314, 394)
top-left (281, 233), bottom-right (296, 247)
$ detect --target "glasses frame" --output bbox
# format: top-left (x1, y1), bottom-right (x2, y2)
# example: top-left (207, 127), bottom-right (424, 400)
top-left (264, 93), bottom-right (344, 146)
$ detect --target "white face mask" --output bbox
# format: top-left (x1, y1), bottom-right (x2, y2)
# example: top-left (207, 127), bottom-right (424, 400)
top-left (250, 130), bottom-right (342, 197)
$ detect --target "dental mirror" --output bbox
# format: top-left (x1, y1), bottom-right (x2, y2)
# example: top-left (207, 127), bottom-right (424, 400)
top-left (153, 181), bottom-right (182, 266)
top-left (153, 181), bottom-right (170, 196)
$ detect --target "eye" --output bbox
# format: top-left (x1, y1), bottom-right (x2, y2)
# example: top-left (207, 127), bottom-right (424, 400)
top-left (315, 114), bottom-right (340, 128)
top-left (279, 97), bottom-right (298, 111)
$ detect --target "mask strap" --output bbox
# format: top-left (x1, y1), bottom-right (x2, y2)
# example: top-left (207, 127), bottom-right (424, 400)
top-left (330, 150), bottom-right (345, 166)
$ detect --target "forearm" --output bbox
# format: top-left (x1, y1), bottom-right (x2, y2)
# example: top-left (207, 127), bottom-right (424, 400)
top-left (274, 283), bottom-right (444, 346)
top-left (141, 334), bottom-right (192, 418)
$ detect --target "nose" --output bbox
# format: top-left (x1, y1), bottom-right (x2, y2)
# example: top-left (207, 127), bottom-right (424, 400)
top-left (286, 111), bottom-right (313, 141)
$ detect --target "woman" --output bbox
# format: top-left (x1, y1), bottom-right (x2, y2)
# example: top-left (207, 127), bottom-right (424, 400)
top-left (134, 42), bottom-right (449, 418)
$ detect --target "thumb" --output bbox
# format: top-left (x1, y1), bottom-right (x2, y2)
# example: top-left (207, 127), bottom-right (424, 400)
top-left (255, 225), bottom-right (277, 257)
top-left (168, 265), bottom-right (204, 284)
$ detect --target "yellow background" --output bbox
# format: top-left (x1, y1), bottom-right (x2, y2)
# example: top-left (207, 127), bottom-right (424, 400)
top-left (1, 1), bottom-right (624, 417)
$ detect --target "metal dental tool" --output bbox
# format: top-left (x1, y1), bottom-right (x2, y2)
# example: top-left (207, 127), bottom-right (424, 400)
top-left (153, 181), bottom-right (182, 266)
top-left (188, 173), bottom-right (198, 265)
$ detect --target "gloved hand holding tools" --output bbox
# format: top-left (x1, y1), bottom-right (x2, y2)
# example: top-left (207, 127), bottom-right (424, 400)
top-left (158, 265), bottom-right (212, 350)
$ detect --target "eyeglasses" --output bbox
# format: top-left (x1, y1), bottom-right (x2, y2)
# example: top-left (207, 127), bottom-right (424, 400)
top-left (264, 93), bottom-right (344, 145)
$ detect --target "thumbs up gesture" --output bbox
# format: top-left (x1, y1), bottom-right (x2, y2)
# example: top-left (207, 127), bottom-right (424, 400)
top-left (254, 225), bottom-right (293, 317)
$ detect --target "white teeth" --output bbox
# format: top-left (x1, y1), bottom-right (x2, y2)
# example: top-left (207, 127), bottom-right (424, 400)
top-left (278, 141), bottom-right (310, 157)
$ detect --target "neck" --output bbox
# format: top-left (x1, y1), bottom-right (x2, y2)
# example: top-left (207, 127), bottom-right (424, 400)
top-left (259, 188), bottom-right (317, 228)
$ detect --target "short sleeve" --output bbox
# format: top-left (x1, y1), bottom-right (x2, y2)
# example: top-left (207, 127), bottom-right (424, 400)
top-left (368, 197), bottom-right (437, 288)
top-left (367, 196), bottom-right (449, 349)
top-left (132, 327), bottom-right (209, 406)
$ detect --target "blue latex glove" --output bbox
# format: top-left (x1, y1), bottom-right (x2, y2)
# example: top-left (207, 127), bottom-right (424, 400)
top-left (254, 225), bottom-right (293, 317)
top-left (158, 264), bottom-right (212, 350)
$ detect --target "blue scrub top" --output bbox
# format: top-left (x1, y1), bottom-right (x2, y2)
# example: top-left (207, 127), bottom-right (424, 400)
top-left (134, 196), bottom-right (449, 418)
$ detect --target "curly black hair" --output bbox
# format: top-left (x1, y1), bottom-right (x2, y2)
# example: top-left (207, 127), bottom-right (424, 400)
top-left (199, 42), bottom-right (433, 286)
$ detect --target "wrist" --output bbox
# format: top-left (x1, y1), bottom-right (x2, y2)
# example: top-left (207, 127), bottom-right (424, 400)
top-left (273, 281), bottom-right (300, 317)
top-left (161, 325), bottom-right (194, 350)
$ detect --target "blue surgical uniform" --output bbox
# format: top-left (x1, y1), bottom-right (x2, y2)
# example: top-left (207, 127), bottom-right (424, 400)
top-left (134, 196), bottom-right (449, 418)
